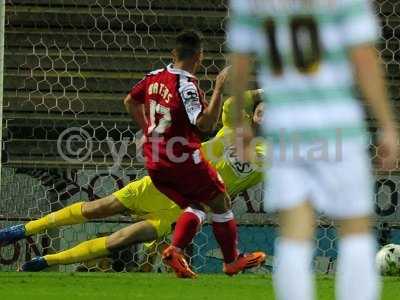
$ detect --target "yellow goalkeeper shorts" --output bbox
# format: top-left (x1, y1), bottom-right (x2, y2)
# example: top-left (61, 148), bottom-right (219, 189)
top-left (113, 176), bottom-right (182, 238)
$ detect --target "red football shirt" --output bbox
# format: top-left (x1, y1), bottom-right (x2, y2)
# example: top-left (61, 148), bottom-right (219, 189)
top-left (130, 64), bottom-right (207, 170)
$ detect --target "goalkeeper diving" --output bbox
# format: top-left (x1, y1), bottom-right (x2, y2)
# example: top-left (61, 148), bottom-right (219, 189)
top-left (0, 90), bottom-right (266, 273)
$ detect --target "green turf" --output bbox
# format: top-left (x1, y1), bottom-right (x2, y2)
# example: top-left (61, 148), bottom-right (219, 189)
top-left (0, 272), bottom-right (399, 300)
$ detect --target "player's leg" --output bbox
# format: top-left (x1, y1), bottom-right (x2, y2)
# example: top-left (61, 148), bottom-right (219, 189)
top-left (167, 190), bottom-right (265, 276)
top-left (207, 192), bottom-right (239, 264)
top-left (22, 175), bottom-right (180, 271)
top-left (81, 195), bottom-right (127, 219)
top-left (326, 144), bottom-right (379, 300)
top-left (335, 217), bottom-right (379, 300)
top-left (163, 205), bottom-right (206, 278)
top-left (0, 195), bottom-right (126, 246)
top-left (160, 171), bottom-right (231, 277)
top-left (207, 192), bottom-right (266, 275)
top-left (21, 220), bottom-right (158, 272)
top-left (170, 205), bottom-right (206, 251)
top-left (107, 220), bottom-right (158, 250)
top-left (265, 162), bottom-right (317, 300)
top-left (169, 186), bottom-right (231, 253)
top-left (273, 201), bottom-right (316, 300)
top-left (151, 160), bottom-right (261, 277)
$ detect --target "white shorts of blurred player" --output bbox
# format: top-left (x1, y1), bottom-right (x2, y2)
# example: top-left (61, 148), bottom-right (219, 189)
top-left (264, 141), bottom-right (374, 219)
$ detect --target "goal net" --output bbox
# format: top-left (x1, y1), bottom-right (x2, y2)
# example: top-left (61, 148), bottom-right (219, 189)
top-left (0, 0), bottom-right (398, 274)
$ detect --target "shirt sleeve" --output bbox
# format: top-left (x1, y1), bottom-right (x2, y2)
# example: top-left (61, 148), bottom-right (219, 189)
top-left (129, 77), bottom-right (147, 104)
top-left (227, 0), bottom-right (264, 54)
top-left (338, 0), bottom-right (379, 47)
top-left (179, 81), bottom-right (204, 125)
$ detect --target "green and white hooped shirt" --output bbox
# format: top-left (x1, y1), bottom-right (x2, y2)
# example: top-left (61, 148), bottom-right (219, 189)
top-left (228, 0), bottom-right (379, 146)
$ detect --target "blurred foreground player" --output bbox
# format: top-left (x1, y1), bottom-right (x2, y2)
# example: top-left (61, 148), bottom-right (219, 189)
top-left (229, 1), bottom-right (398, 300)
top-left (125, 30), bottom-right (265, 278)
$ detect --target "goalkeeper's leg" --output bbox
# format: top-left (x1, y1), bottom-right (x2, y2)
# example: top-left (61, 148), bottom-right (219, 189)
top-left (21, 220), bottom-right (158, 271)
top-left (0, 195), bottom-right (126, 246)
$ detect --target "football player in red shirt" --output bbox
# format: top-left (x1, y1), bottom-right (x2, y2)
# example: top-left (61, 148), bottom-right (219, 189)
top-left (124, 31), bottom-right (265, 278)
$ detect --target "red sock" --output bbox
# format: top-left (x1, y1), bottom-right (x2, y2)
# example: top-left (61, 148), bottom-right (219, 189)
top-left (172, 212), bottom-right (200, 250)
top-left (212, 219), bottom-right (238, 263)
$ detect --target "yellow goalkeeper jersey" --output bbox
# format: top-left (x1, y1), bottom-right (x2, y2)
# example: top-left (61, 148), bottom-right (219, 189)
top-left (201, 91), bottom-right (266, 197)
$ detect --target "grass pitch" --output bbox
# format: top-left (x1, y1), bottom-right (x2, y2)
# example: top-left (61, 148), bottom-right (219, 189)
top-left (0, 272), bottom-right (399, 300)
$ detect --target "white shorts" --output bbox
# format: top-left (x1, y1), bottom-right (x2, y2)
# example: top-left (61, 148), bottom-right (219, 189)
top-left (264, 142), bottom-right (374, 219)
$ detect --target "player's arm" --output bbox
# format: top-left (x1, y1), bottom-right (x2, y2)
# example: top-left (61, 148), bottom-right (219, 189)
top-left (124, 94), bottom-right (147, 130)
top-left (124, 77), bottom-right (148, 131)
top-left (227, 1), bottom-right (263, 160)
top-left (341, 0), bottom-right (399, 169)
top-left (195, 66), bottom-right (230, 132)
top-left (231, 57), bottom-right (254, 159)
top-left (351, 45), bottom-right (398, 169)
top-left (231, 54), bottom-right (252, 129)
top-left (351, 46), bottom-right (394, 131)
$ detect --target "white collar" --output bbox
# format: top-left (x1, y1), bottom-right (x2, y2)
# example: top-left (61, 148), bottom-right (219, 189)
top-left (167, 64), bottom-right (197, 79)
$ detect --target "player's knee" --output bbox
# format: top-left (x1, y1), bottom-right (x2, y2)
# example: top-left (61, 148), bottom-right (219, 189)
top-left (278, 201), bottom-right (315, 241)
top-left (338, 216), bottom-right (371, 237)
top-left (106, 231), bottom-right (127, 250)
top-left (106, 222), bottom-right (158, 251)
top-left (207, 193), bottom-right (230, 214)
top-left (82, 196), bottom-right (124, 219)
top-left (82, 201), bottom-right (107, 219)
top-left (280, 224), bottom-right (314, 241)
top-left (81, 201), bottom-right (98, 219)
top-left (224, 195), bottom-right (232, 210)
